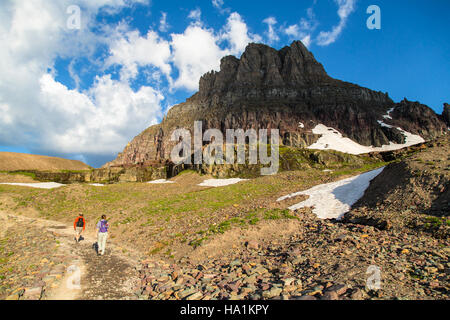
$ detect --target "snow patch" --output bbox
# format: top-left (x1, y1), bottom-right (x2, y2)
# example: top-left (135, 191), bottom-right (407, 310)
top-left (308, 123), bottom-right (424, 155)
top-left (0, 182), bottom-right (65, 189)
top-left (89, 183), bottom-right (105, 187)
top-left (198, 178), bottom-right (248, 187)
top-left (382, 107), bottom-right (395, 120)
top-left (277, 167), bottom-right (384, 220)
top-left (147, 179), bottom-right (175, 184)
top-left (308, 124), bottom-right (374, 155)
top-left (377, 120), bottom-right (392, 128)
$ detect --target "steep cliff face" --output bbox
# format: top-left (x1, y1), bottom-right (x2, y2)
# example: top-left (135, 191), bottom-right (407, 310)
top-left (104, 41), bottom-right (447, 168)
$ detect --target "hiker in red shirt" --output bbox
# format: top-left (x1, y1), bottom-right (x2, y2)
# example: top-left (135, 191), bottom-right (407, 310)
top-left (74, 214), bottom-right (86, 243)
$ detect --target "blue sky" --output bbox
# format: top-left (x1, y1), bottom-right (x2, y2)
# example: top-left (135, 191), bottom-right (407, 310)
top-left (0, 0), bottom-right (448, 168)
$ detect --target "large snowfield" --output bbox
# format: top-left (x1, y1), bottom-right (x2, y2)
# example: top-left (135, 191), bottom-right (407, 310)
top-left (277, 167), bottom-right (385, 220)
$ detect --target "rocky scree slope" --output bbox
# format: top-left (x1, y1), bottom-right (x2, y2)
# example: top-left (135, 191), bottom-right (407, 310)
top-left (344, 135), bottom-right (449, 238)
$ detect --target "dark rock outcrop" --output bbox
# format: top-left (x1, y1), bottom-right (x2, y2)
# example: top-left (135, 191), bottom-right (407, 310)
top-left (443, 103), bottom-right (450, 127)
top-left (388, 99), bottom-right (447, 140)
top-left (104, 41), bottom-right (447, 168)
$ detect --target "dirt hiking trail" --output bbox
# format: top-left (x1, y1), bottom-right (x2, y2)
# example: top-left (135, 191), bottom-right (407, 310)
top-left (0, 211), bottom-right (142, 300)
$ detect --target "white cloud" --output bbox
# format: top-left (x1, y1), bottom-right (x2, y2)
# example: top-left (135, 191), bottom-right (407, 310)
top-left (39, 73), bottom-right (163, 154)
top-left (106, 29), bottom-right (172, 81)
top-left (221, 12), bottom-right (262, 55)
top-left (159, 12), bottom-right (170, 32)
top-left (102, 10), bottom-right (260, 93)
top-left (283, 6), bottom-right (318, 47)
top-left (212, 0), bottom-right (224, 9)
top-left (284, 27), bottom-right (312, 47)
top-left (170, 12), bottom-right (261, 91)
top-left (316, 0), bottom-right (356, 46)
top-left (285, 24), bottom-right (301, 38)
top-left (263, 17), bottom-right (279, 44)
top-left (170, 24), bottom-right (224, 91)
top-left (188, 8), bottom-right (202, 22)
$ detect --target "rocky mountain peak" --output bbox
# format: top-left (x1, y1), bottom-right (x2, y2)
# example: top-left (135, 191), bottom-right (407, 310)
top-left (197, 41), bottom-right (330, 101)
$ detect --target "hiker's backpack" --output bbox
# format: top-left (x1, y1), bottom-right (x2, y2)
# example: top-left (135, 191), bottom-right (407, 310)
top-left (99, 220), bottom-right (108, 233)
top-left (76, 217), bottom-right (84, 228)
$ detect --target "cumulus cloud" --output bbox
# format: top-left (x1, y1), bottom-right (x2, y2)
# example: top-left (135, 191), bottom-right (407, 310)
top-left (170, 11), bottom-right (260, 91)
top-left (316, 0), bottom-right (356, 46)
top-left (39, 73), bottom-right (163, 154)
top-left (106, 29), bottom-right (172, 81)
top-left (170, 24), bottom-right (224, 91)
top-left (221, 12), bottom-right (262, 55)
top-left (103, 10), bottom-right (260, 92)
